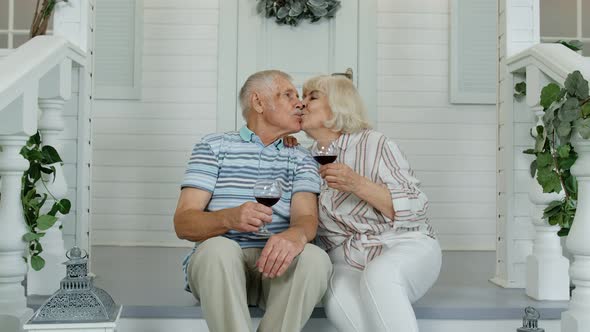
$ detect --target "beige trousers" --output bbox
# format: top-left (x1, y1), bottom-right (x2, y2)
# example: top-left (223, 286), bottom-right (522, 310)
top-left (187, 236), bottom-right (332, 332)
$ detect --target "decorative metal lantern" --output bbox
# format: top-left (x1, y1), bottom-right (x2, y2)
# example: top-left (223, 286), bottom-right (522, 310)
top-left (517, 306), bottom-right (545, 332)
top-left (23, 247), bottom-right (121, 332)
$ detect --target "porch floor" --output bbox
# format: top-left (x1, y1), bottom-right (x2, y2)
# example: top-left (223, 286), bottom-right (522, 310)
top-left (28, 246), bottom-right (568, 321)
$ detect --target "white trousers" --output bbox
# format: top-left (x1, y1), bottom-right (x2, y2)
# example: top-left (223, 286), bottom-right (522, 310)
top-left (323, 233), bottom-right (442, 332)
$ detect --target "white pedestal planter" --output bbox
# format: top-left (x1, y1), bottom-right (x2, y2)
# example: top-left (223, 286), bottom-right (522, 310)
top-left (562, 133), bottom-right (590, 332)
top-left (526, 180), bottom-right (570, 300)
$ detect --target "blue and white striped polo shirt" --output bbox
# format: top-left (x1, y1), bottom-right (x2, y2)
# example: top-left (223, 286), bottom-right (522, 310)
top-left (181, 126), bottom-right (320, 289)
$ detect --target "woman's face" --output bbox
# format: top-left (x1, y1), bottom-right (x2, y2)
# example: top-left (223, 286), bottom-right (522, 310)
top-left (301, 89), bottom-right (333, 131)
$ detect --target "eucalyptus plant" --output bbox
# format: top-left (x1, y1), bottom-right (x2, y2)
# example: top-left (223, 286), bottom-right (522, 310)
top-left (257, 0), bottom-right (341, 26)
top-left (20, 132), bottom-right (71, 270)
top-left (521, 70), bottom-right (590, 236)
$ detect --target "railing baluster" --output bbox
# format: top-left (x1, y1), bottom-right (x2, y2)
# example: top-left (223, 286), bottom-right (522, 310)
top-left (0, 135), bottom-right (34, 328)
top-left (524, 66), bottom-right (570, 301)
top-left (562, 133), bottom-right (590, 331)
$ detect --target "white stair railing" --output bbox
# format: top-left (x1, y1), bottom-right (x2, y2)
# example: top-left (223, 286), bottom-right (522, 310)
top-left (504, 43), bottom-right (590, 331)
top-left (0, 36), bottom-right (85, 330)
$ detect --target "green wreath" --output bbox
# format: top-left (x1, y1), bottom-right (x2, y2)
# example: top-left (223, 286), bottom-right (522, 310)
top-left (257, 0), bottom-right (341, 26)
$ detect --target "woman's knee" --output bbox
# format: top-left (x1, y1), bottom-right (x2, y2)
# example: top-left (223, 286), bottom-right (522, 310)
top-left (324, 273), bottom-right (363, 332)
top-left (364, 259), bottom-right (406, 290)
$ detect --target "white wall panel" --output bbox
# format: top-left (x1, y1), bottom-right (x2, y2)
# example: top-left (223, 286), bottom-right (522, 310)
top-left (378, 0), bottom-right (447, 13)
top-left (92, 1), bottom-right (219, 247)
top-left (92, 0), bottom-right (497, 250)
top-left (143, 0), bottom-right (218, 9)
top-left (377, 13), bottom-right (448, 29)
top-left (378, 59), bottom-right (448, 76)
top-left (93, 166), bottom-right (185, 183)
top-left (143, 55), bottom-right (217, 72)
top-left (377, 0), bottom-right (497, 250)
top-left (143, 9), bottom-right (218, 25)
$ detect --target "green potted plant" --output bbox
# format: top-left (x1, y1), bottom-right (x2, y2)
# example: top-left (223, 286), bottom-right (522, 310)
top-left (20, 132), bottom-right (71, 271)
top-left (522, 70), bottom-right (590, 236)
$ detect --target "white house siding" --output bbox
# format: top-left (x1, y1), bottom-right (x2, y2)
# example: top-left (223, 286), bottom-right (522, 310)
top-left (91, 0), bottom-right (497, 250)
top-left (376, 0), bottom-right (497, 250)
top-left (91, 0), bottom-right (218, 247)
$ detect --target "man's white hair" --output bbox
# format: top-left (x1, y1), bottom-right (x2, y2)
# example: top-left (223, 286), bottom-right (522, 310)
top-left (239, 70), bottom-right (293, 119)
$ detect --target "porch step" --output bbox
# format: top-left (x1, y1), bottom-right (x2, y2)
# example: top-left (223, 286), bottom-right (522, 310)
top-left (27, 247), bottom-right (568, 329)
top-left (115, 317), bottom-right (561, 332)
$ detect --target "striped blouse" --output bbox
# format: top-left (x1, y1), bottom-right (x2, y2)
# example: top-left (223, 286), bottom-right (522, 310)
top-left (316, 129), bottom-right (436, 270)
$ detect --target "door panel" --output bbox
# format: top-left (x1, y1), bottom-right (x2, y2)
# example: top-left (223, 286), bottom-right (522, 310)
top-left (216, 0), bottom-right (375, 136)
top-left (235, 0), bottom-right (360, 144)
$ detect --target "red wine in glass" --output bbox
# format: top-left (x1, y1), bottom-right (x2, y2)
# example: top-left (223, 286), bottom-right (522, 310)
top-left (312, 140), bottom-right (338, 189)
top-left (253, 179), bottom-right (282, 237)
top-left (313, 155), bottom-right (337, 165)
top-left (255, 196), bottom-right (280, 207)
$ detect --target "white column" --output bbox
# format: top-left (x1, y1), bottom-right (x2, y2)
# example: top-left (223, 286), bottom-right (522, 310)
top-left (26, 98), bottom-right (68, 296)
top-left (562, 132), bottom-right (590, 331)
top-left (493, 0), bottom-right (541, 288)
top-left (26, 60), bottom-right (72, 296)
top-left (0, 136), bottom-right (34, 330)
top-left (54, 0), bottom-right (92, 52)
top-left (525, 104), bottom-right (570, 301)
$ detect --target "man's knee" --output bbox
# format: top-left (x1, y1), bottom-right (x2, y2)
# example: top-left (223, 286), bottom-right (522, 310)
top-left (295, 244), bottom-right (332, 277)
top-left (189, 237), bottom-right (244, 275)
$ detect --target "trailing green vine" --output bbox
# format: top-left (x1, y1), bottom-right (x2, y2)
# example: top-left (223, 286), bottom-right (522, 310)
top-left (20, 132), bottom-right (71, 271)
top-left (519, 70), bottom-right (590, 236)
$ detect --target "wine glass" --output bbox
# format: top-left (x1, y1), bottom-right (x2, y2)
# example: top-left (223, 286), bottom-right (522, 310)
top-left (312, 140), bottom-right (338, 165)
top-left (253, 179), bottom-right (282, 237)
top-left (311, 140), bottom-right (338, 189)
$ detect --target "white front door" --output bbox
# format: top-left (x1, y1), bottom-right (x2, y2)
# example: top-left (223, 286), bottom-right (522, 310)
top-left (217, 0), bottom-right (376, 139)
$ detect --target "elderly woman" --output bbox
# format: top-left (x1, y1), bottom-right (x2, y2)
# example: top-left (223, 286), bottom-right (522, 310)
top-left (299, 75), bottom-right (441, 332)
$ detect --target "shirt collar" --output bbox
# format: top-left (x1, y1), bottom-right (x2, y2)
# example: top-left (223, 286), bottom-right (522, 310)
top-left (335, 130), bottom-right (366, 150)
top-left (239, 125), bottom-right (256, 142)
top-left (239, 125), bottom-right (284, 150)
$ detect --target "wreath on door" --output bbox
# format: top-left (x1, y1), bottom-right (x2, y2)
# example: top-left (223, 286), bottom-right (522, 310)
top-left (257, 0), bottom-right (341, 26)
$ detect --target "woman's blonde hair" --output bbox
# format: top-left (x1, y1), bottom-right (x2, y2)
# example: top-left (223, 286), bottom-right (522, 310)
top-left (303, 75), bottom-right (371, 134)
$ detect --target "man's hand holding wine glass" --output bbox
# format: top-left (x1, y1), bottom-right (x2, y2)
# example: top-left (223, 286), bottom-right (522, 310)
top-left (222, 201), bottom-right (272, 233)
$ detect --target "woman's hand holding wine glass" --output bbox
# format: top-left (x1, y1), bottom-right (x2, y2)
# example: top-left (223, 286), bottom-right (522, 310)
top-left (312, 140), bottom-right (338, 165)
top-left (319, 162), bottom-right (364, 193)
top-left (312, 140), bottom-right (338, 190)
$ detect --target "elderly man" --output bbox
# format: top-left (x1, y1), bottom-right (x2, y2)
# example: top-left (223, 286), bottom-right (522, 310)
top-left (174, 70), bottom-right (332, 332)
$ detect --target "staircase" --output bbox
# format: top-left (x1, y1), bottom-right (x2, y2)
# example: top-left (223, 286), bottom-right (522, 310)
top-left (0, 35), bottom-right (86, 332)
top-left (500, 43), bottom-right (590, 332)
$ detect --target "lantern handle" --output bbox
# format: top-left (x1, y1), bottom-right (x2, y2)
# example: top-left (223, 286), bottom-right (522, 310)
top-left (66, 246), bottom-right (88, 260)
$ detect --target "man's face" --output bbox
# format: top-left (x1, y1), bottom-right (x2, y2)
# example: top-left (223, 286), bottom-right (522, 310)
top-left (262, 77), bottom-right (303, 134)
